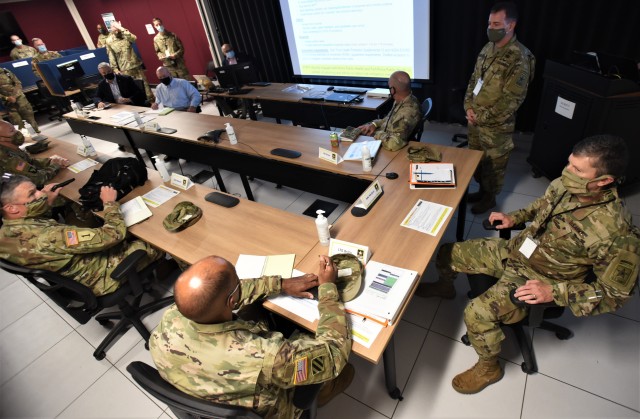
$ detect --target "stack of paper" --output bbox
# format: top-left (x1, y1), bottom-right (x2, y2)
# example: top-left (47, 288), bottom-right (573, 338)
top-left (235, 254), bottom-right (295, 279)
top-left (409, 162), bottom-right (456, 189)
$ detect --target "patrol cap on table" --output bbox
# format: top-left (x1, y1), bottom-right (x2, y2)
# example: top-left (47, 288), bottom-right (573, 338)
top-left (163, 201), bottom-right (202, 232)
top-left (331, 253), bottom-right (364, 302)
top-left (25, 140), bottom-right (50, 154)
top-left (406, 144), bottom-right (442, 163)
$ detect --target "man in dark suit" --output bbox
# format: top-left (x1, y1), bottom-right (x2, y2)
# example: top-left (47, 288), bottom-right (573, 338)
top-left (94, 62), bottom-right (146, 108)
top-left (221, 43), bottom-right (251, 66)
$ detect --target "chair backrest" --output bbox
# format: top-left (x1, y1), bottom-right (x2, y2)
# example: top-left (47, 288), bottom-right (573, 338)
top-left (0, 258), bottom-right (99, 324)
top-left (127, 362), bottom-right (262, 419)
top-left (412, 97), bottom-right (433, 142)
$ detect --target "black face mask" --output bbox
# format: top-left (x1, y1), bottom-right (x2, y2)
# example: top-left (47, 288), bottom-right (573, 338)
top-left (98, 28), bottom-right (107, 35)
top-left (160, 77), bottom-right (172, 86)
top-left (104, 72), bottom-right (115, 81)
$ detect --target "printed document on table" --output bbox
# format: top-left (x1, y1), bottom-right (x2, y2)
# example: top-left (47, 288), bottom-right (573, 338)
top-left (110, 111), bottom-right (134, 121)
top-left (67, 158), bottom-right (98, 173)
top-left (343, 140), bottom-right (382, 161)
top-left (400, 199), bottom-right (452, 236)
top-left (120, 196), bottom-right (153, 227)
top-left (348, 313), bottom-right (384, 348)
top-left (236, 254), bottom-right (295, 279)
top-left (141, 185), bottom-right (180, 207)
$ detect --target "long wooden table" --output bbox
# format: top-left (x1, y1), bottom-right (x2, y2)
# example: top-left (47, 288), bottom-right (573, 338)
top-left (209, 82), bottom-right (392, 127)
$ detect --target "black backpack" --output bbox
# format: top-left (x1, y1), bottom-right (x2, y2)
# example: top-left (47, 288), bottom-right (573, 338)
top-left (79, 157), bottom-right (148, 211)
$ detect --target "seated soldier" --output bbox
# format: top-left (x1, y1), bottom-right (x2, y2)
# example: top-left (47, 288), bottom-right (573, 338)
top-left (0, 120), bottom-right (68, 188)
top-left (150, 255), bottom-right (355, 418)
top-left (357, 71), bottom-right (421, 151)
top-left (0, 175), bottom-right (164, 296)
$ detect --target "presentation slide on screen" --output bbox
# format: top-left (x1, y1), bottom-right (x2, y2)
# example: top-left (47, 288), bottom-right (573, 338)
top-left (280, 0), bottom-right (430, 80)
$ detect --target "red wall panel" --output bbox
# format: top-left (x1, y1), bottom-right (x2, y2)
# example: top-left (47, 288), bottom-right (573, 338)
top-left (0, 0), bottom-right (85, 62)
top-left (0, 0), bottom-right (212, 83)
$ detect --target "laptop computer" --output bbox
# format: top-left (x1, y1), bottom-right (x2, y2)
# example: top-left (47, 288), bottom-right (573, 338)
top-left (324, 92), bottom-right (359, 103)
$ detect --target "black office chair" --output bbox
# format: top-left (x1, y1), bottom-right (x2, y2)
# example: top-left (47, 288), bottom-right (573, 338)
top-left (460, 221), bottom-right (573, 374)
top-left (411, 97), bottom-right (433, 142)
top-left (0, 250), bottom-right (175, 360)
top-left (35, 80), bottom-right (64, 121)
top-left (75, 74), bottom-right (103, 105)
top-left (448, 86), bottom-right (468, 148)
top-left (127, 361), bottom-right (322, 419)
top-left (133, 79), bottom-right (151, 107)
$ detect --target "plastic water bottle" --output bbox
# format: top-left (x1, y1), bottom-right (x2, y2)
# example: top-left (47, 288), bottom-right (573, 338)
top-left (315, 209), bottom-right (330, 246)
top-left (225, 122), bottom-right (238, 145)
top-left (362, 142), bottom-right (372, 172)
top-left (23, 121), bottom-right (36, 137)
top-left (134, 112), bottom-right (144, 127)
top-left (70, 100), bottom-right (82, 117)
top-left (152, 155), bottom-right (171, 181)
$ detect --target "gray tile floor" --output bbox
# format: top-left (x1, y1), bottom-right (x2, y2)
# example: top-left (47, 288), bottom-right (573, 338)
top-left (1, 102), bottom-right (638, 418)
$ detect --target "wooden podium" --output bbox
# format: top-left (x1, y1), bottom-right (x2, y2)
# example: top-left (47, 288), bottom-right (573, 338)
top-left (528, 60), bottom-right (640, 182)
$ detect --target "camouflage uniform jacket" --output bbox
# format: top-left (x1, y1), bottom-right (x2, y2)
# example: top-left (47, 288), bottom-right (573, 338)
top-left (464, 35), bottom-right (535, 128)
top-left (96, 34), bottom-right (109, 48)
top-left (0, 202), bottom-right (128, 296)
top-left (10, 45), bottom-right (37, 61)
top-left (504, 178), bottom-right (639, 317)
top-left (31, 51), bottom-right (63, 76)
top-left (153, 31), bottom-right (185, 66)
top-left (0, 144), bottom-right (61, 188)
top-left (150, 279), bottom-right (351, 419)
top-left (371, 94), bottom-right (421, 151)
top-left (0, 68), bottom-right (23, 103)
top-left (106, 30), bottom-right (142, 72)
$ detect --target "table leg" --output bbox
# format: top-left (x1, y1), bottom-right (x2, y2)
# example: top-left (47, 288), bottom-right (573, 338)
top-left (383, 336), bottom-right (403, 400)
top-left (212, 167), bottom-right (227, 193)
top-left (456, 188), bottom-right (468, 242)
top-left (240, 174), bottom-right (254, 201)
top-left (122, 130), bottom-right (147, 166)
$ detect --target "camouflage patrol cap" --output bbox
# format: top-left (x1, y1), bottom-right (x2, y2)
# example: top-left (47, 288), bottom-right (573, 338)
top-left (406, 145), bottom-right (442, 163)
top-left (25, 140), bottom-right (50, 154)
top-left (331, 253), bottom-right (363, 302)
top-left (163, 201), bottom-right (202, 232)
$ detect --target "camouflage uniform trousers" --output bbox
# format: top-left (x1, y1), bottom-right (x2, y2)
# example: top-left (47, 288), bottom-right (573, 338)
top-left (6, 94), bottom-right (39, 132)
top-left (436, 238), bottom-right (528, 358)
top-left (467, 120), bottom-right (515, 196)
top-left (122, 66), bottom-right (155, 102)
top-left (165, 60), bottom-right (191, 80)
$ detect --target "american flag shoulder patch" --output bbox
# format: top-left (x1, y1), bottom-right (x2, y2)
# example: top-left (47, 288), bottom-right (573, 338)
top-left (293, 356), bottom-right (308, 384)
top-left (65, 230), bottom-right (79, 246)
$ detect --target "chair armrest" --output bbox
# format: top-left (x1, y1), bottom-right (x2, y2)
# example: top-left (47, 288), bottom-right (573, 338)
top-left (509, 288), bottom-right (561, 327)
top-left (111, 249), bottom-right (149, 295)
top-left (293, 383), bottom-right (322, 411)
top-left (482, 219), bottom-right (526, 240)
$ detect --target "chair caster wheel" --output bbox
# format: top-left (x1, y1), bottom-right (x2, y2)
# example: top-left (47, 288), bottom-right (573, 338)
top-left (97, 319), bottom-right (112, 327)
top-left (94, 351), bottom-right (106, 360)
top-left (461, 334), bottom-right (470, 346)
top-left (145, 341), bottom-right (150, 350)
top-left (521, 363), bottom-right (536, 374)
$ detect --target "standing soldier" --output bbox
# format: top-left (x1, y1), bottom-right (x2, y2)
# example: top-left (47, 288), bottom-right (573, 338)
top-left (31, 38), bottom-right (62, 78)
top-left (463, 1), bottom-right (535, 214)
top-left (105, 21), bottom-right (154, 102)
top-left (9, 35), bottom-right (37, 61)
top-left (96, 24), bottom-right (109, 48)
top-left (152, 17), bottom-right (191, 80)
top-left (0, 68), bottom-right (40, 133)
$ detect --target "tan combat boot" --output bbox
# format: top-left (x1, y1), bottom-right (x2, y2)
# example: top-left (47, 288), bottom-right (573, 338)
top-left (452, 357), bottom-right (504, 394)
top-left (318, 363), bottom-right (355, 407)
top-left (415, 280), bottom-right (456, 299)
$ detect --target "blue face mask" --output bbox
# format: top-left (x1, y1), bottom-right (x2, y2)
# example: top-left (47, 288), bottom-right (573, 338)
top-left (37, 44), bottom-right (47, 53)
top-left (156, 25), bottom-right (165, 33)
top-left (13, 40), bottom-right (22, 46)
top-left (226, 50), bottom-right (235, 59)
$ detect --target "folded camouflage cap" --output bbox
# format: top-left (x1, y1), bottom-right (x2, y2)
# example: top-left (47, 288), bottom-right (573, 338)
top-left (406, 145), bottom-right (442, 163)
top-left (163, 201), bottom-right (202, 232)
top-left (25, 140), bottom-right (50, 154)
top-left (331, 253), bottom-right (364, 302)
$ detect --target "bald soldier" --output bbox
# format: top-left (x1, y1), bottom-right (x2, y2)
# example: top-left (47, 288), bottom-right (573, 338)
top-left (31, 38), bottom-right (62, 78)
top-left (105, 21), bottom-right (154, 102)
top-left (417, 135), bottom-right (640, 394)
top-left (0, 121), bottom-right (68, 187)
top-left (152, 17), bottom-right (191, 80)
top-left (9, 35), bottom-right (37, 61)
top-left (150, 255), bottom-right (354, 418)
top-left (357, 70), bottom-right (421, 151)
top-left (0, 175), bottom-right (164, 296)
top-left (0, 68), bottom-right (41, 133)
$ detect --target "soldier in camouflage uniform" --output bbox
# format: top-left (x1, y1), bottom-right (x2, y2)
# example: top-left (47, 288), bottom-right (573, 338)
top-left (0, 68), bottom-right (40, 133)
top-left (418, 135), bottom-right (639, 394)
top-left (150, 255), bottom-right (354, 418)
top-left (30, 38), bottom-right (63, 78)
top-left (105, 22), bottom-right (155, 102)
top-left (152, 18), bottom-right (191, 80)
top-left (9, 35), bottom-right (37, 61)
top-left (96, 24), bottom-right (109, 48)
top-left (0, 121), bottom-right (68, 187)
top-left (0, 176), bottom-right (163, 296)
top-left (358, 70), bottom-right (421, 151)
top-left (464, 2), bottom-right (535, 214)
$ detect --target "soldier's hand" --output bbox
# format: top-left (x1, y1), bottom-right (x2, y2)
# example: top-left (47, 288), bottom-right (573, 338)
top-left (514, 280), bottom-right (553, 304)
top-left (151, 103), bottom-right (159, 110)
top-left (466, 108), bottom-right (477, 125)
top-left (117, 97), bottom-right (131, 104)
top-left (100, 186), bottom-right (118, 203)
top-left (488, 212), bottom-right (515, 229)
top-left (50, 156), bottom-right (70, 168)
top-left (358, 123), bottom-right (376, 136)
top-left (187, 106), bottom-right (196, 113)
top-left (6, 96), bottom-right (16, 103)
top-left (111, 21), bottom-right (122, 30)
top-left (41, 183), bottom-right (61, 205)
top-left (318, 255), bottom-right (337, 285)
top-left (282, 273), bottom-right (319, 299)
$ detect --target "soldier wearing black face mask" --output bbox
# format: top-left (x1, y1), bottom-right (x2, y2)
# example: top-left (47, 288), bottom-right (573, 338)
top-left (93, 62), bottom-right (146, 108)
top-left (151, 66), bottom-right (200, 113)
top-left (96, 24), bottom-right (109, 48)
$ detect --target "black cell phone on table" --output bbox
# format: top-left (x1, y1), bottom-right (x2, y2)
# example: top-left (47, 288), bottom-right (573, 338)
top-left (88, 116), bottom-right (101, 120)
top-left (51, 178), bottom-right (75, 191)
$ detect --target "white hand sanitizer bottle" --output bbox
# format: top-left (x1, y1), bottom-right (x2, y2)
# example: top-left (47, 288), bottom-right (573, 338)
top-left (315, 209), bottom-right (330, 246)
top-left (225, 122), bottom-right (238, 144)
top-left (23, 121), bottom-right (36, 137)
top-left (362, 142), bottom-right (372, 172)
top-left (152, 155), bottom-right (171, 181)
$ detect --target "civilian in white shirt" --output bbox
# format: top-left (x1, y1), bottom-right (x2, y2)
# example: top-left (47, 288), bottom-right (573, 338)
top-left (151, 66), bottom-right (200, 113)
